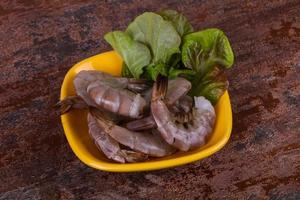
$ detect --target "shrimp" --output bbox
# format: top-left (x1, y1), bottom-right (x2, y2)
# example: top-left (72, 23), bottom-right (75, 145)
top-left (151, 76), bottom-right (216, 151)
top-left (57, 70), bottom-right (147, 118)
top-left (125, 78), bottom-right (192, 131)
top-left (91, 108), bottom-right (175, 157)
top-left (74, 70), bottom-right (150, 107)
top-left (88, 113), bottom-right (148, 163)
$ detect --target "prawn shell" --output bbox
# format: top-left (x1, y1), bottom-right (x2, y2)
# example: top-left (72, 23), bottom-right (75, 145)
top-left (87, 81), bottom-right (146, 118)
top-left (74, 70), bottom-right (113, 107)
top-left (125, 116), bottom-right (156, 131)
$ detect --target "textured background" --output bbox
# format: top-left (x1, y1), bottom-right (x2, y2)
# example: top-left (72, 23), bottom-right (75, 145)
top-left (0, 0), bottom-right (300, 199)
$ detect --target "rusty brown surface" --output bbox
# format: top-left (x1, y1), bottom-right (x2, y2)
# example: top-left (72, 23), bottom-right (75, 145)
top-left (0, 0), bottom-right (300, 199)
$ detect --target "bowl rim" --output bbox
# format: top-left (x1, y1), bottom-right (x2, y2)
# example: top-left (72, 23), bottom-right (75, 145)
top-left (60, 51), bottom-right (232, 172)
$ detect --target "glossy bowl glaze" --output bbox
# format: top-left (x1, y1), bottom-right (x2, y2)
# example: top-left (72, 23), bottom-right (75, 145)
top-left (60, 51), bottom-right (232, 172)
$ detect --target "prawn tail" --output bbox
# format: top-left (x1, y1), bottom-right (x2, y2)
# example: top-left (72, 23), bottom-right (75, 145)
top-left (152, 75), bottom-right (168, 101)
top-left (125, 116), bottom-right (157, 131)
top-left (89, 107), bottom-right (118, 126)
top-left (127, 78), bottom-right (152, 93)
top-left (89, 107), bottom-right (109, 122)
top-left (121, 150), bottom-right (149, 162)
top-left (54, 96), bottom-right (88, 115)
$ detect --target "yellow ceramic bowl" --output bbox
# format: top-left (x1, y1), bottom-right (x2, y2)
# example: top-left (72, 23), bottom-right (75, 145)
top-left (60, 51), bottom-right (232, 172)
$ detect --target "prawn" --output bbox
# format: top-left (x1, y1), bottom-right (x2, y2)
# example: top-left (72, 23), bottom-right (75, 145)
top-left (88, 112), bottom-right (148, 163)
top-left (151, 76), bottom-right (216, 151)
top-left (125, 78), bottom-right (192, 131)
top-left (57, 70), bottom-right (148, 118)
top-left (91, 108), bottom-right (175, 157)
top-left (74, 70), bottom-right (150, 107)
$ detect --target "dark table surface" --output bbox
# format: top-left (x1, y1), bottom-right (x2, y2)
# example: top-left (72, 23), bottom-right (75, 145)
top-left (1, 0), bottom-right (300, 199)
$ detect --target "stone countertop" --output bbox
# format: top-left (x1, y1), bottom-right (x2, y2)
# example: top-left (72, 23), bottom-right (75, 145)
top-left (0, 0), bottom-right (299, 199)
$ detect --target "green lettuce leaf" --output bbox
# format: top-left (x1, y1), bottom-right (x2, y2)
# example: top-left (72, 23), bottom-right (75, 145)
top-left (181, 28), bottom-right (234, 104)
top-left (121, 63), bottom-right (133, 78)
top-left (144, 63), bottom-right (169, 81)
top-left (104, 31), bottom-right (151, 78)
top-left (189, 67), bottom-right (228, 104)
top-left (182, 28), bottom-right (234, 74)
top-left (126, 12), bottom-right (181, 64)
top-left (168, 53), bottom-right (182, 69)
top-left (159, 9), bottom-right (193, 36)
top-left (168, 67), bottom-right (195, 80)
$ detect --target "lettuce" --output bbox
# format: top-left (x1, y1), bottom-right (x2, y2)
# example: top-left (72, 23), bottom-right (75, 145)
top-left (104, 31), bottom-right (151, 78)
top-left (104, 11), bottom-right (235, 105)
top-left (182, 28), bottom-right (234, 104)
top-left (159, 9), bottom-right (193, 37)
top-left (190, 67), bottom-right (229, 104)
top-left (126, 12), bottom-right (181, 64)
